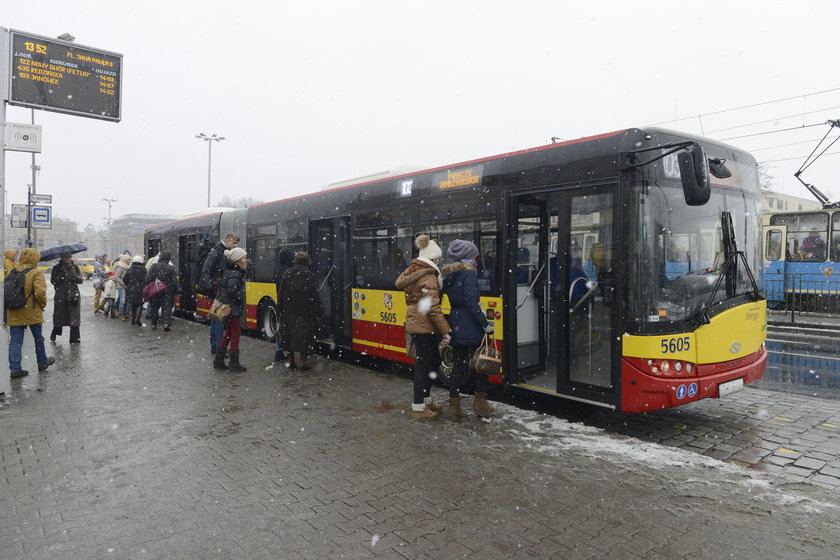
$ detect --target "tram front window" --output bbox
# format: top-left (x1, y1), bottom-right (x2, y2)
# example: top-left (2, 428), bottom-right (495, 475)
top-left (628, 183), bottom-right (760, 328)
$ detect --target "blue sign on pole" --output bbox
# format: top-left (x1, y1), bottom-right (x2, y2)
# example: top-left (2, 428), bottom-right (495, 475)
top-left (31, 205), bottom-right (51, 229)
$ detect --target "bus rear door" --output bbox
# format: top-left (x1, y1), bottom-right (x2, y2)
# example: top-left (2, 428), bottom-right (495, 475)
top-left (309, 216), bottom-right (352, 347)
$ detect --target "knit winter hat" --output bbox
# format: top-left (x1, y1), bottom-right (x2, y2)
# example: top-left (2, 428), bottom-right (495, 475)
top-left (225, 247), bottom-right (247, 262)
top-left (132, 255), bottom-right (144, 264)
top-left (415, 234), bottom-right (442, 260)
top-left (447, 239), bottom-right (479, 261)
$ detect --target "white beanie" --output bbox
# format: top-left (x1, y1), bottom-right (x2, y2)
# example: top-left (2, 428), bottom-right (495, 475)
top-left (225, 247), bottom-right (247, 262)
top-left (132, 255), bottom-right (143, 264)
top-left (415, 234), bottom-right (442, 260)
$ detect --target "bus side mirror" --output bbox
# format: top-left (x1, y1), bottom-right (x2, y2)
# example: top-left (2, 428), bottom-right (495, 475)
top-left (678, 144), bottom-right (711, 206)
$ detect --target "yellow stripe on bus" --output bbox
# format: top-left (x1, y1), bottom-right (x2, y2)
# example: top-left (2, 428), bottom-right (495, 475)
top-left (352, 338), bottom-right (406, 353)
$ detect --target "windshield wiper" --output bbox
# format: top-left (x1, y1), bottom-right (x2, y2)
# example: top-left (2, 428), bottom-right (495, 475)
top-left (695, 212), bottom-right (762, 325)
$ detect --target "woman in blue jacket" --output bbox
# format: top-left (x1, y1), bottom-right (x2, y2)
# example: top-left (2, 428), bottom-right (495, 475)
top-left (441, 240), bottom-right (496, 420)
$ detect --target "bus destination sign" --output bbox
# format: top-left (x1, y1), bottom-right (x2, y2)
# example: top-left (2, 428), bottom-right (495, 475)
top-left (8, 30), bottom-right (122, 122)
top-left (433, 164), bottom-right (484, 190)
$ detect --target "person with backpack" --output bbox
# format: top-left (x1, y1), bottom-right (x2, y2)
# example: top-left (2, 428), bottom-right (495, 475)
top-left (199, 232), bottom-right (239, 354)
top-left (50, 253), bottom-right (83, 343)
top-left (7, 248), bottom-right (55, 378)
top-left (146, 252), bottom-right (178, 331)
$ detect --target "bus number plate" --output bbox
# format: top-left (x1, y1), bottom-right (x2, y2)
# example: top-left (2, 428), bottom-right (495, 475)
top-left (718, 378), bottom-right (744, 398)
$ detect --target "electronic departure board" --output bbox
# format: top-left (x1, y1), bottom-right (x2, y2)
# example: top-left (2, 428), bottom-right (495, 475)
top-left (8, 30), bottom-right (122, 122)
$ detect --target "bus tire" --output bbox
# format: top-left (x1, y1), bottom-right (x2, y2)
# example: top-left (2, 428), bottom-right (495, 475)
top-left (258, 298), bottom-right (278, 341)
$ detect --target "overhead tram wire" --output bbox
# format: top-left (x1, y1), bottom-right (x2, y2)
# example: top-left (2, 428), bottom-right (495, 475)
top-left (703, 105), bottom-right (840, 136)
top-left (759, 152), bottom-right (840, 165)
top-left (648, 87), bottom-right (840, 127)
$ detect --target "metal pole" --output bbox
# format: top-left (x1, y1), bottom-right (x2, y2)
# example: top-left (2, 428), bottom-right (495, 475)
top-left (207, 139), bottom-right (212, 208)
top-left (1, 26), bottom-right (11, 387)
top-left (31, 109), bottom-right (37, 248)
top-left (26, 184), bottom-right (32, 247)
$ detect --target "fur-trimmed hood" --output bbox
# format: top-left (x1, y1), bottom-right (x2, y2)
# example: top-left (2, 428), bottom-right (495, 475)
top-left (441, 261), bottom-right (474, 276)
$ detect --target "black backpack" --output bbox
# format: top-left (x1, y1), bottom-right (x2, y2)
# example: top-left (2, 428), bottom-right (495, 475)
top-left (4, 267), bottom-right (34, 309)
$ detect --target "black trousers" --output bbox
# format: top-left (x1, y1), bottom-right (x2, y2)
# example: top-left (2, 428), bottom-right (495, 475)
top-left (450, 344), bottom-right (490, 398)
top-left (152, 294), bottom-right (173, 327)
top-left (412, 334), bottom-right (439, 405)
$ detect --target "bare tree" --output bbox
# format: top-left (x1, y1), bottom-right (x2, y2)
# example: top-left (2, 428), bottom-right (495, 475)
top-left (216, 196), bottom-right (263, 208)
top-left (757, 163), bottom-right (775, 191)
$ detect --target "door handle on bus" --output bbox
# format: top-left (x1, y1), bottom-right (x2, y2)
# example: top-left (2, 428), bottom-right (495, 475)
top-left (516, 263), bottom-right (546, 310)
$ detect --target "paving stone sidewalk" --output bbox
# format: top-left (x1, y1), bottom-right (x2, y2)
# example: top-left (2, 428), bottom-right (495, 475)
top-left (1, 289), bottom-right (839, 558)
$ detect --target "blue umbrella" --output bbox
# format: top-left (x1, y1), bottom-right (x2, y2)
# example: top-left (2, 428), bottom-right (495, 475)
top-left (39, 243), bottom-right (88, 262)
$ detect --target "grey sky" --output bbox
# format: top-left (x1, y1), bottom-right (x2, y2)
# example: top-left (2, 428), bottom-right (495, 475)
top-left (3, 0), bottom-right (839, 229)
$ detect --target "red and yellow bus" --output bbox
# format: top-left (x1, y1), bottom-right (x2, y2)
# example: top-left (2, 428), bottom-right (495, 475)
top-left (145, 127), bottom-right (767, 412)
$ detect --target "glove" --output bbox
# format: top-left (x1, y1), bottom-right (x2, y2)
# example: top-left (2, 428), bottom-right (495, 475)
top-left (483, 325), bottom-right (495, 334)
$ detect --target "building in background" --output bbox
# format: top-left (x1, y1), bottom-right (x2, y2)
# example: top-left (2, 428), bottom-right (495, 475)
top-left (4, 212), bottom-right (178, 263)
top-left (106, 213), bottom-right (179, 259)
top-left (761, 190), bottom-right (822, 214)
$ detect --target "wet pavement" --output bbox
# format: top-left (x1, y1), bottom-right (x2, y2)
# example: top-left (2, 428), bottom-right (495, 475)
top-left (2, 285), bottom-right (840, 558)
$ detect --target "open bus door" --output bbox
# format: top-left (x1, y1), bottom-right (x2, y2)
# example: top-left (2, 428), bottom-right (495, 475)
top-left (508, 188), bottom-right (618, 408)
top-left (178, 234), bottom-right (199, 314)
top-left (762, 224), bottom-right (787, 307)
top-left (309, 216), bottom-right (352, 348)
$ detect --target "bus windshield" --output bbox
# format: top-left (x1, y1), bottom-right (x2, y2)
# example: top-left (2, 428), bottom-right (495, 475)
top-left (627, 158), bottom-right (761, 330)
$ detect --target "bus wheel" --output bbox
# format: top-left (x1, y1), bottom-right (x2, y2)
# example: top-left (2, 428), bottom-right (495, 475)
top-left (258, 299), bottom-right (278, 341)
top-left (437, 342), bottom-right (454, 387)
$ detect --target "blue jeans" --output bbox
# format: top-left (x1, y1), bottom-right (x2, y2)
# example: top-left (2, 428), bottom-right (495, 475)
top-left (9, 324), bottom-right (48, 371)
top-left (210, 319), bottom-right (224, 350)
top-left (116, 288), bottom-right (128, 314)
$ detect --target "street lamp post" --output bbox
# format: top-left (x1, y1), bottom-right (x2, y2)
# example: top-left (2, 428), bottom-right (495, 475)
top-left (102, 198), bottom-right (117, 259)
top-left (195, 133), bottom-right (225, 208)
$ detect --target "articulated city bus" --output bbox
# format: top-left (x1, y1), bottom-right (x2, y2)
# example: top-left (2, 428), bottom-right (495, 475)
top-left (145, 127), bottom-right (767, 412)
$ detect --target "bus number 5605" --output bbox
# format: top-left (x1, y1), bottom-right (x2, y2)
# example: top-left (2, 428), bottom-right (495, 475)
top-left (660, 337), bottom-right (690, 354)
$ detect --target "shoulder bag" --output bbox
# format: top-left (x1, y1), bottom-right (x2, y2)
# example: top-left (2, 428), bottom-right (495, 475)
top-left (469, 334), bottom-right (502, 376)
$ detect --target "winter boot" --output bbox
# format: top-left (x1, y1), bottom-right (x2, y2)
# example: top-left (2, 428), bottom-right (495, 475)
top-left (300, 354), bottom-right (310, 371)
top-left (424, 397), bottom-right (443, 412)
top-left (69, 327), bottom-right (81, 344)
top-left (213, 348), bottom-right (229, 370)
top-left (411, 404), bottom-right (439, 419)
top-left (448, 397), bottom-right (469, 421)
top-left (228, 350), bottom-right (247, 372)
top-left (473, 392), bottom-right (495, 417)
top-left (274, 350), bottom-right (287, 362)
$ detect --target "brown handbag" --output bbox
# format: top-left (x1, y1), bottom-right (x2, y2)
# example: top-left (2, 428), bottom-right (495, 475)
top-left (469, 334), bottom-right (502, 376)
top-left (208, 297), bottom-right (232, 321)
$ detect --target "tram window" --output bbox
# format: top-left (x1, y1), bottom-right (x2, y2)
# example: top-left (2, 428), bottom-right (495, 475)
top-left (832, 214), bottom-right (840, 262)
top-left (765, 230), bottom-right (782, 261)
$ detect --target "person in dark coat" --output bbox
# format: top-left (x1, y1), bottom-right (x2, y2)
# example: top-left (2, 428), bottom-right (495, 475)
top-left (213, 247), bottom-right (248, 372)
top-left (442, 239), bottom-right (495, 419)
top-left (145, 252), bottom-right (178, 332)
top-left (50, 253), bottom-right (83, 343)
top-left (199, 232), bottom-right (240, 354)
top-left (123, 255), bottom-right (147, 326)
top-left (272, 249), bottom-right (295, 363)
top-left (277, 252), bottom-right (325, 370)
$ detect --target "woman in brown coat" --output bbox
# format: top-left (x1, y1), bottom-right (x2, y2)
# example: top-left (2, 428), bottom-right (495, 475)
top-left (277, 252), bottom-right (325, 370)
top-left (395, 235), bottom-right (452, 419)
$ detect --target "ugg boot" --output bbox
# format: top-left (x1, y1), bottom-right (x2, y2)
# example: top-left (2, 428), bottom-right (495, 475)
top-left (213, 348), bottom-right (229, 370)
top-left (411, 404), bottom-right (439, 419)
top-left (424, 397), bottom-right (442, 412)
top-left (228, 350), bottom-right (247, 372)
top-left (448, 397), bottom-right (469, 421)
top-left (474, 392), bottom-right (495, 417)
